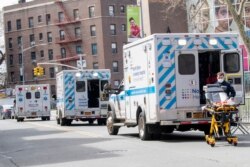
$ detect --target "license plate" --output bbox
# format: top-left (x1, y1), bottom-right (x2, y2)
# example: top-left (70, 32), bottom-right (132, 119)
top-left (84, 112), bottom-right (91, 116)
top-left (31, 112), bottom-right (36, 116)
top-left (193, 112), bottom-right (203, 119)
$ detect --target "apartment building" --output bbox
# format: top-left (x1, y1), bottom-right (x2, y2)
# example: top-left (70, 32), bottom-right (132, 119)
top-left (3, 0), bottom-right (136, 95)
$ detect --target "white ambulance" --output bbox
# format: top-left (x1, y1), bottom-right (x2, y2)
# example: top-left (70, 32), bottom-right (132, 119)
top-left (106, 33), bottom-right (244, 140)
top-left (15, 84), bottom-right (51, 122)
top-left (56, 69), bottom-right (111, 126)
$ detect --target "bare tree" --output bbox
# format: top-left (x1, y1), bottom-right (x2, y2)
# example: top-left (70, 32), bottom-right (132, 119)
top-left (224, 0), bottom-right (250, 56)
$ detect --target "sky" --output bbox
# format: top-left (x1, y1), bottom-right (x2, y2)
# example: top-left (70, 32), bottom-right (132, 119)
top-left (0, 0), bottom-right (32, 10)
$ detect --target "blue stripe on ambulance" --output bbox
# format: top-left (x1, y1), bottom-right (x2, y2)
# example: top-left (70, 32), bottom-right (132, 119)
top-left (126, 86), bottom-right (155, 96)
top-left (65, 73), bottom-right (75, 110)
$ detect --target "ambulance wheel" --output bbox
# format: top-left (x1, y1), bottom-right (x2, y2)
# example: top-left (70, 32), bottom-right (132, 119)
top-left (56, 118), bottom-right (60, 124)
top-left (41, 117), bottom-right (46, 121)
top-left (107, 112), bottom-right (119, 135)
top-left (46, 117), bottom-right (50, 121)
top-left (60, 118), bottom-right (66, 126)
top-left (138, 112), bottom-right (151, 140)
top-left (88, 119), bottom-right (94, 125)
top-left (97, 119), bottom-right (106, 125)
top-left (66, 119), bottom-right (72, 126)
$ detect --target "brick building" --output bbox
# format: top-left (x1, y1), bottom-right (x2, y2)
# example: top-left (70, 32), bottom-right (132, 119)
top-left (3, 0), bottom-right (136, 95)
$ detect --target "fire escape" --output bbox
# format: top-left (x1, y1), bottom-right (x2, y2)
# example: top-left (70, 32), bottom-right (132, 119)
top-left (54, 0), bottom-right (82, 65)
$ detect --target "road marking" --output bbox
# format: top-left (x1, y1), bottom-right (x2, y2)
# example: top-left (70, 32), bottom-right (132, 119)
top-left (26, 122), bottom-right (102, 138)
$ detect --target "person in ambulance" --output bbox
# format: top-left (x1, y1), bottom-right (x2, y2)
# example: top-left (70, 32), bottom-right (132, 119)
top-left (216, 72), bottom-right (236, 100)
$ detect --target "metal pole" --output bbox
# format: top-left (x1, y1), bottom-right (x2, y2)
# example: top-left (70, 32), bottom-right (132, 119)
top-left (21, 42), bottom-right (24, 85)
top-left (139, 0), bottom-right (144, 38)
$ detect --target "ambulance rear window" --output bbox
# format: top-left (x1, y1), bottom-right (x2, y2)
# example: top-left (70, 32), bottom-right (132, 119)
top-left (223, 53), bottom-right (240, 73)
top-left (178, 54), bottom-right (195, 75)
top-left (76, 81), bottom-right (85, 92)
top-left (35, 92), bottom-right (40, 99)
top-left (26, 92), bottom-right (31, 99)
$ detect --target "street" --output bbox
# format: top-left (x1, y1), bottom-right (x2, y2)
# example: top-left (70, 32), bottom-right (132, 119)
top-left (1, 117), bottom-right (250, 167)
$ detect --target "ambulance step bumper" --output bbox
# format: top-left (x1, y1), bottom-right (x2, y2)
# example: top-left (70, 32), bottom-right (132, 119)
top-left (160, 120), bottom-right (210, 126)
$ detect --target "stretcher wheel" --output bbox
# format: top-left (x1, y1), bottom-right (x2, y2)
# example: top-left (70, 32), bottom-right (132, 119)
top-left (211, 143), bottom-right (215, 147)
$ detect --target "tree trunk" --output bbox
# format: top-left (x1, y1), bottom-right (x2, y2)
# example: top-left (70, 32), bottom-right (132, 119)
top-left (225, 0), bottom-right (250, 61)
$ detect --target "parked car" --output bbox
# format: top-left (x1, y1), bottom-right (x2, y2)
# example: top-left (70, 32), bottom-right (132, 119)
top-left (0, 105), bottom-right (13, 119)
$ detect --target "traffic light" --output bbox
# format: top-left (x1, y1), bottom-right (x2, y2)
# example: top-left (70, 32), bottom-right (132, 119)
top-left (39, 67), bottom-right (44, 76)
top-left (33, 67), bottom-right (39, 76)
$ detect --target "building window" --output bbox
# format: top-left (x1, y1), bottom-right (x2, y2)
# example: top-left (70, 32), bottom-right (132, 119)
top-left (18, 53), bottom-right (22, 64)
top-left (20, 75), bottom-right (23, 82)
top-left (46, 14), bottom-right (51, 25)
top-left (31, 52), bottom-right (36, 60)
top-left (76, 45), bottom-right (82, 54)
top-left (62, 66), bottom-right (67, 70)
top-left (89, 6), bottom-right (95, 18)
top-left (17, 36), bottom-right (22, 47)
top-left (48, 49), bottom-right (53, 60)
top-left (121, 24), bottom-right (126, 31)
top-left (40, 50), bottom-right (44, 58)
top-left (61, 47), bottom-right (66, 58)
top-left (59, 30), bottom-right (65, 40)
top-left (120, 5), bottom-right (125, 13)
top-left (49, 67), bottom-right (55, 78)
top-left (91, 43), bottom-right (97, 55)
top-left (30, 34), bottom-right (35, 46)
top-left (58, 12), bottom-right (64, 22)
top-left (93, 62), bottom-right (99, 69)
top-left (73, 9), bottom-right (80, 20)
top-left (90, 25), bottom-right (96, 36)
top-left (47, 32), bottom-right (52, 42)
top-left (75, 27), bottom-right (81, 38)
top-left (110, 24), bottom-right (116, 35)
top-left (38, 15), bottom-right (42, 23)
top-left (16, 19), bottom-right (21, 30)
top-left (111, 42), bottom-right (117, 53)
top-left (7, 21), bottom-right (11, 31)
top-left (39, 33), bottom-right (43, 41)
top-left (114, 80), bottom-right (120, 87)
top-left (8, 38), bottom-right (13, 48)
top-left (28, 17), bottom-right (34, 28)
top-left (112, 61), bottom-right (118, 72)
top-left (9, 55), bottom-right (13, 65)
top-left (10, 72), bottom-right (15, 82)
top-left (109, 5), bottom-right (115, 16)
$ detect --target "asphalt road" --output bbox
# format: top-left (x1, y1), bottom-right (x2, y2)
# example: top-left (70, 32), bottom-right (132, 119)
top-left (0, 116), bottom-right (250, 167)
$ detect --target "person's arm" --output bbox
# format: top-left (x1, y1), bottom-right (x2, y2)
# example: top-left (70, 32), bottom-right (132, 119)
top-left (228, 83), bottom-right (236, 98)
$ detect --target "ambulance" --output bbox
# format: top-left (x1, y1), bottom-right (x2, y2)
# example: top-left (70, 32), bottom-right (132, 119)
top-left (56, 69), bottom-right (111, 126)
top-left (106, 33), bottom-right (244, 140)
top-left (15, 84), bottom-right (51, 122)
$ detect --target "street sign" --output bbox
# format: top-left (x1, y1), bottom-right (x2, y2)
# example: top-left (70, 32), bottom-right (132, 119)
top-left (77, 60), bottom-right (86, 68)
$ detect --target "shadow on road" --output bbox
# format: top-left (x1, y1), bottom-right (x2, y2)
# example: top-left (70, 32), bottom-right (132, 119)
top-left (0, 125), bottom-right (119, 167)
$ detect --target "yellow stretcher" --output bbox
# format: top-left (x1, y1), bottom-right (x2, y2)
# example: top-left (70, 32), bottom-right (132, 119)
top-left (203, 84), bottom-right (239, 147)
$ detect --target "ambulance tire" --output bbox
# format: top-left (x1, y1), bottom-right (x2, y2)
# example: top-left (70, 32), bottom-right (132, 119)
top-left (88, 119), bottom-right (94, 125)
top-left (60, 118), bottom-right (67, 126)
top-left (138, 112), bottom-right (151, 140)
top-left (66, 119), bottom-right (72, 126)
top-left (41, 117), bottom-right (46, 121)
top-left (107, 112), bottom-right (119, 135)
top-left (56, 118), bottom-right (60, 124)
top-left (97, 118), bottom-right (106, 125)
top-left (46, 117), bottom-right (50, 121)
